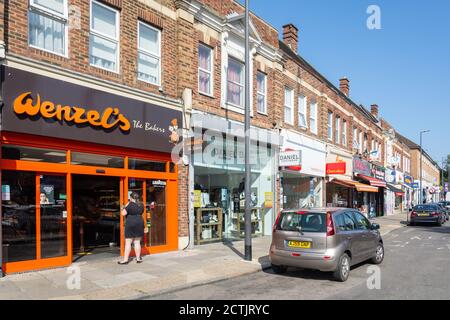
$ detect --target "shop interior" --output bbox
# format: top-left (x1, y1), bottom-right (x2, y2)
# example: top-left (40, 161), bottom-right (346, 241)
top-left (194, 165), bottom-right (273, 241)
top-left (72, 175), bottom-right (121, 256)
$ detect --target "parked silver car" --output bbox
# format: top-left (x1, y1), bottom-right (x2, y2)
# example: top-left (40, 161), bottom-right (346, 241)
top-left (269, 208), bottom-right (384, 282)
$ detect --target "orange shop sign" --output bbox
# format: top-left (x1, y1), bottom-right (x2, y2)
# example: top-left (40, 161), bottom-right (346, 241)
top-left (13, 92), bottom-right (132, 132)
top-left (326, 162), bottom-right (346, 175)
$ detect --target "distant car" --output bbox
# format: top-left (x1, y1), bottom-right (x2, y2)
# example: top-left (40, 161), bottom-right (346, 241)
top-left (269, 208), bottom-right (384, 282)
top-left (410, 204), bottom-right (445, 226)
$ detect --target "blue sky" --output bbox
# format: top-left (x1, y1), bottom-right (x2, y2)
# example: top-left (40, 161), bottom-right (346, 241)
top-left (241, 0), bottom-right (450, 165)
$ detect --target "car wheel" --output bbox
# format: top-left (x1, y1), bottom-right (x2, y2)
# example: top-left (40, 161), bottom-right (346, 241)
top-left (333, 253), bottom-right (351, 282)
top-left (271, 264), bottom-right (287, 274)
top-left (371, 243), bottom-right (384, 265)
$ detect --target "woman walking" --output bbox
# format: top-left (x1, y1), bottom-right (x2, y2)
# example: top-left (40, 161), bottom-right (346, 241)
top-left (118, 192), bottom-right (145, 264)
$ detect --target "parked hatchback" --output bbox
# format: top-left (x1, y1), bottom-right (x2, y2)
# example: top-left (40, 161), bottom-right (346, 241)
top-left (269, 208), bottom-right (384, 282)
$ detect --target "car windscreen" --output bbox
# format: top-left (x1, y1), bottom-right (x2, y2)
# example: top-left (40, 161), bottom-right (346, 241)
top-left (413, 205), bottom-right (438, 211)
top-left (277, 212), bottom-right (327, 233)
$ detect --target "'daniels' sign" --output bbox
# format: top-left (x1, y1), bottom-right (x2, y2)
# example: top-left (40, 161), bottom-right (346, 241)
top-left (1, 67), bottom-right (182, 153)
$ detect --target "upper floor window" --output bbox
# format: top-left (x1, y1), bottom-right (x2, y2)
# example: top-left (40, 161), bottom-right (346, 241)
top-left (138, 22), bottom-right (161, 85)
top-left (342, 120), bottom-right (347, 146)
top-left (90, 0), bottom-right (120, 72)
top-left (310, 101), bottom-right (318, 134)
top-left (298, 95), bottom-right (307, 128)
top-left (198, 44), bottom-right (213, 95)
top-left (29, 0), bottom-right (68, 56)
top-left (284, 88), bottom-right (294, 125)
top-left (359, 131), bottom-right (363, 153)
top-left (327, 112), bottom-right (333, 141)
top-left (227, 57), bottom-right (245, 108)
top-left (335, 116), bottom-right (340, 145)
top-left (353, 127), bottom-right (358, 149)
top-left (257, 72), bottom-right (267, 114)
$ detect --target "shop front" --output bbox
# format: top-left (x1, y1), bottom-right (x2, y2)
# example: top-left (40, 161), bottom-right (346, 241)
top-left (0, 67), bottom-right (182, 274)
top-left (352, 157), bottom-right (382, 218)
top-left (280, 130), bottom-right (326, 210)
top-left (189, 112), bottom-right (278, 242)
top-left (325, 146), bottom-right (354, 208)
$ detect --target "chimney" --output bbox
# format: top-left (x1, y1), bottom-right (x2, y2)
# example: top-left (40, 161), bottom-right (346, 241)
top-left (371, 104), bottom-right (379, 119)
top-left (339, 78), bottom-right (350, 97)
top-left (282, 24), bottom-right (298, 53)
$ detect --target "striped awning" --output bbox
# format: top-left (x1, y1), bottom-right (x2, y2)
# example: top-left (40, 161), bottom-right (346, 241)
top-left (356, 174), bottom-right (387, 188)
top-left (330, 178), bottom-right (379, 193)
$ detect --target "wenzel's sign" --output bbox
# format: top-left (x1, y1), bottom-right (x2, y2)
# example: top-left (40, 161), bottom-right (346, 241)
top-left (1, 67), bottom-right (182, 153)
top-left (13, 92), bottom-right (131, 132)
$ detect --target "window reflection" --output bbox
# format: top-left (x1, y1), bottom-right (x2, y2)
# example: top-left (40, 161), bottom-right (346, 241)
top-left (1, 171), bottom-right (37, 263)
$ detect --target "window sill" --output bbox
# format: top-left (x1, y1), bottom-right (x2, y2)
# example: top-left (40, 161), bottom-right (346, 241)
top-left (257, 111), bottom-right (268, 116)
top-left (199, 91), bottom-right (215, 99)
top-left (138, 78), bottom-right (162, 89)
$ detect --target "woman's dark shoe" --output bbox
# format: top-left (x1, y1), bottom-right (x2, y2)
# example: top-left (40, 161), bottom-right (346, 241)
top-left (136, 258), bottom-right (143, 264)
top-left (118, 260), bottom-right (131, 265)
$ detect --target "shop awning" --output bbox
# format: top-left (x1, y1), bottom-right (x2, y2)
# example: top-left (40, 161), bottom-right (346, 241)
top-left (387, 183), bottom-right (405, 196)
top-left (330, 178), bottom-right (379, 193)
top-left (355, 174), bottom-right (387, 187)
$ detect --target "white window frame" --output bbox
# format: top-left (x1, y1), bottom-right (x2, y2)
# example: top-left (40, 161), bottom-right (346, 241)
top-left (310, 100), bottom-right (318, 135)
top-left (226, 56), bottom-right (245, 109)
top-left (327, 112), bottom-right (333, 141)
top-left (137, 21), bottom-right (162, 86)
top-left (198, 43), bottom-right (214, 96)
top-left (89, 0), bottom-right (120, 73)
top-left (359, 131), bottom-right (363, 153)
top-left (342, 120), bottom-right (347, 146)
top-left (298, 95), bottom-right (307, 128)
top-left (28, 0), bottom-right (69, 57)
top-left (335, 116), bottom-right (340, 145)
top-left (256, 71), bottom-right (267, 115)
top-left (284, 87), bottom-right (294, 125)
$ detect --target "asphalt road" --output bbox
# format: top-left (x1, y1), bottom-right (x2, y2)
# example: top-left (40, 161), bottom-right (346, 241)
top-left (147, 221), bottom-right (450, 300)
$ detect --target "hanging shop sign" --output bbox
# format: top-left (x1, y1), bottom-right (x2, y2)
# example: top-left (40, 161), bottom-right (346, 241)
top-left (1, 67), bottom-right (182, 153)
top-left (385, 169), bottom-right (396, 184)
top-left (404, 175), bottom-right (413, 187)
top-left (371, 165), bottom-right (386, 181)
top-left (279, 150), bottom-right (302, 168)
top-left (353, 157), bottom-right (372, 177)
top-left (326, 162), bottom-right (346, 175)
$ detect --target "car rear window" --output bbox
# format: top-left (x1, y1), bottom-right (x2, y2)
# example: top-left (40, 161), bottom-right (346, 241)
top-left (414, 205), bottom-right (438, 211)
top-left (277, 212), bottom-right (327, 233)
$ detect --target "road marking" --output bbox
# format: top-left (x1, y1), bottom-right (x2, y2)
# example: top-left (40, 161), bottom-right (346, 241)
top-left (411, 236), bottom-right (421, 240)
top-left (403, 229), bottom-right (414, 234)
top-left (437, 248), bottom-right (444, 250)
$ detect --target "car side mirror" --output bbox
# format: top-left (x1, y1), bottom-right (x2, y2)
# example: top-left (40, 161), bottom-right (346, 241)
top-left (409, 208), bottom-right (413, 212)
top-left (371, 223), bottom-right (380, 230)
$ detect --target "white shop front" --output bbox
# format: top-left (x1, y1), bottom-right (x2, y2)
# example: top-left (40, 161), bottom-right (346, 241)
top-left (279, 130), bottom-right (326, 210)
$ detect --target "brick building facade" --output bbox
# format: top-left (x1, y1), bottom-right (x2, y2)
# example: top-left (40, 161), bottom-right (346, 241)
top-left (0, 0), bottom-right (441, 274)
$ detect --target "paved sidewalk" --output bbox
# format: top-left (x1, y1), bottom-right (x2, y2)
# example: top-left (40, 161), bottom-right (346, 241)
top-left (0, 237), bottom-right (272, 300)
top-left (370, 212), bottom-right (408, 236)
top-left (0, 213), bottom-right (407, 300)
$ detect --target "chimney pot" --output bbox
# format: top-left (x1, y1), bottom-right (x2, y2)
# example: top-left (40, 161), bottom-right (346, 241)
top-left (371, 104), bottom-right (379, 119)
top-left (339, 78), bottom-right (350, 97)
top-left (282, 24), bottom-right (299, 54)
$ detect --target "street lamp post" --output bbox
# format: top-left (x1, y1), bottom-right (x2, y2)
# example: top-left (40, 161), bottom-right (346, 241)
top-left (419, 130), bottom-right (430, 205)
top-left (244, 0), bottom-right (252, 261)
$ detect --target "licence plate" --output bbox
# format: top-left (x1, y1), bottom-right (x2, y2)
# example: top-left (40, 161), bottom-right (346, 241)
top-left (418, 213), bottom-right (429, 217)
top-left (288, 241), bottom-right (311, 249)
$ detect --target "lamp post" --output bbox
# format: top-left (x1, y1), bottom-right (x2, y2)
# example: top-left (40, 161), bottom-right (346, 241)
top-left (244, 0), bottom-right (252, 261)
top-left (419, 130), bottom-right (430, 204)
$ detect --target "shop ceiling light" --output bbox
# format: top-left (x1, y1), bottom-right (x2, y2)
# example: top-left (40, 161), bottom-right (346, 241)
top-left (20, 157), bottom-right (44, 162)
top-left (44, 152), bottom-right (66, 157)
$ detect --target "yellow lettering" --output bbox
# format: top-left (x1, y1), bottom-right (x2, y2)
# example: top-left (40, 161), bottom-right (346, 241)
top-left (13, 92), bottom-right (131, 132)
